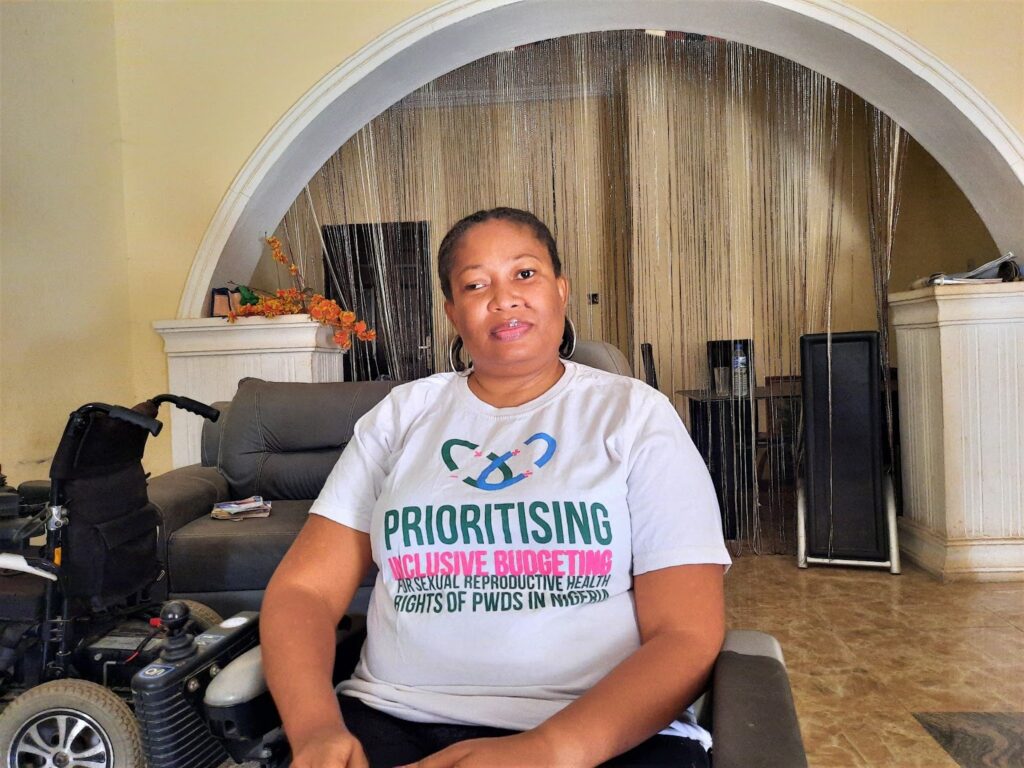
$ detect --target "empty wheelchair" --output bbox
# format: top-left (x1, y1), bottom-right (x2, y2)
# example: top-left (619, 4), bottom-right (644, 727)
top-left (0, 395), bottom-right (224, 767)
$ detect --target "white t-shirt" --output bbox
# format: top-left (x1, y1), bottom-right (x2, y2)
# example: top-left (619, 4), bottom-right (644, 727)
top-left (309, 361), bottom-right (731, 749)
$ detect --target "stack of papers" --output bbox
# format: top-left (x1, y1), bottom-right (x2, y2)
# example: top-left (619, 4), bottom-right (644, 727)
top-left (211, 496), bottom-right (272, 521)
top-left (910, 251), bottom-right (1020, 288)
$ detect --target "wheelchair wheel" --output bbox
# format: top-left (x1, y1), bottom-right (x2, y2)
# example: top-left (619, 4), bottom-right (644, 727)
top-left (178, 599), bottom-right (223, 631)
top-left (0, 678), bottom-right (143, 767)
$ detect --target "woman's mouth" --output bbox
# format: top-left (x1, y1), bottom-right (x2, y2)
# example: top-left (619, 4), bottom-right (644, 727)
top-left (491, 318), bottom-right (531, 341)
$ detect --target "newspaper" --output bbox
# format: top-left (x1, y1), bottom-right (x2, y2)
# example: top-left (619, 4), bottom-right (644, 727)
top-left (211, 495), bottom-right (272, 521)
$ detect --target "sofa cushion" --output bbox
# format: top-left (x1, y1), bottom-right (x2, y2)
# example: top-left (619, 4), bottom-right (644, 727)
top-left (168, 499), bottom-right (312, 594)
top-left (167, 500), bottom-right (378, 597)
top-left (218, 378), bottom-right (399, 500)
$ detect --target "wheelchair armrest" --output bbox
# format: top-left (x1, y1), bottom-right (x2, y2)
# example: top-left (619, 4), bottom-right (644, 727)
top-left (709, 630), bottom-right (807, 768)
top-left (203, 613), bottom-right (367, 754)
top-left (205, 645), bottom-right (267, 708)
top-left (0, 553), bottom-right (58, 581)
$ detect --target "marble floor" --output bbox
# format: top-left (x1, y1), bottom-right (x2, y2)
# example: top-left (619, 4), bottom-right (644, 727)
top-left (725, 554), bottom-right (1024, 767)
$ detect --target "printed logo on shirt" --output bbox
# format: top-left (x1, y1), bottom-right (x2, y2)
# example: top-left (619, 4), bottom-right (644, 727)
top-left (441, 432), bottom-right (557, 491)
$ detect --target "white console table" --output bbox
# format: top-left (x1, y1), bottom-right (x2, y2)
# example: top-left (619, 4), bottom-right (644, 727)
top-left (153, 316), bottom-right (345, 467)
top-left (889, 282), bottom-right (1024, 581)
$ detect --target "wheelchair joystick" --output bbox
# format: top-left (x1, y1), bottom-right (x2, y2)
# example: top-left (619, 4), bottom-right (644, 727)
top-left (159, 600), bottom-right (198, 661)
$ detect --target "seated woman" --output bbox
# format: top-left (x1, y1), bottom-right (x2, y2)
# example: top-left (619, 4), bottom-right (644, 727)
top-left (261, 207), bottom-right (731, 768)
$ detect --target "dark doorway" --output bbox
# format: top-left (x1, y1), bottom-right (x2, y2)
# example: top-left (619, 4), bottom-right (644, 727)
top-left (322, 222), bottom-right (433, 381)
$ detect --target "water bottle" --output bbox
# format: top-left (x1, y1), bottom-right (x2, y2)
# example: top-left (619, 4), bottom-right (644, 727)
top-left (731, 342), bottom-right (749, 397)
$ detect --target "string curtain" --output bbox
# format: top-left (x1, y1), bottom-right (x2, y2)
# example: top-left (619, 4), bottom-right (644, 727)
top-left (865, 109), bottom-right (909, 467)
top-left (261, 31), bottom-right (906, 553)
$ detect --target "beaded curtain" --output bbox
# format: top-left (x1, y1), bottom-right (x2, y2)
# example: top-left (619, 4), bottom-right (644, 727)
top-left (259, 31), bottom-right (906, 553)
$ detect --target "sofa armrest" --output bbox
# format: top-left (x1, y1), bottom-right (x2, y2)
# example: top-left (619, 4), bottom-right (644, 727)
top-left (148, 464), bottom-right (231, 556)
top-left (710, 630), bottom-right (807, 768)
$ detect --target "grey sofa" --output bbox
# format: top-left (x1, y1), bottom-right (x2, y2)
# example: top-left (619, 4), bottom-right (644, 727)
top-left (148, 377), bottom-right (398, 618)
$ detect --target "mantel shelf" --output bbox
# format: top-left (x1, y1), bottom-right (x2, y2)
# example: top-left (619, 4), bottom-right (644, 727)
top-left (154, 315), bottom-right (346, 467)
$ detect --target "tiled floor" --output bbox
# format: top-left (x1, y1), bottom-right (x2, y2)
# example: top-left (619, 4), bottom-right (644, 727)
top-left (725, 554), bottom-right (1024, 767)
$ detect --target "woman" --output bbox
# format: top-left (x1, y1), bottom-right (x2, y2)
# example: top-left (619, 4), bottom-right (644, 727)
top-left (261, 208), bottom-right (731, 768)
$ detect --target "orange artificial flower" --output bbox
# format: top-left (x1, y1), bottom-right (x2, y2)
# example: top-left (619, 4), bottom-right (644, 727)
top-left (267, 236), bottom-right (289, 266)
top-left (224, 236), bottom-right (377, 351)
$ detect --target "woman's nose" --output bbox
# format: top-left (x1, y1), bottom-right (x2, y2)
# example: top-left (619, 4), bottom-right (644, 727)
top-left (488, 282), bottom-right (521, 310)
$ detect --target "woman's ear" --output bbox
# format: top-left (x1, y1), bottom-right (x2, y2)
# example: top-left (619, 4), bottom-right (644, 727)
top-left (443, 299), bottom-right (457, 329)
top-left (557, 275), bottom-right (569, 308)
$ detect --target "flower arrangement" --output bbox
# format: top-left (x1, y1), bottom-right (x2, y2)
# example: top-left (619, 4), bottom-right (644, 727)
top-left (228, 236), bottom-right (376, 350)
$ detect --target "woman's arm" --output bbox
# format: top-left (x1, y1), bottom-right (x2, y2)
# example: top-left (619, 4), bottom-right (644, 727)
top-left (411, 563), bottom-right (726, 768)
top-left (261, 515), bottom-right (373, 768)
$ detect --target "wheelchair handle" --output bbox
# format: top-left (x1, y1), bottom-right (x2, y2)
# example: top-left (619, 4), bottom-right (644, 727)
top-left (107, 405), bottom-right (163, 436)
top-left (151, 394), bottom-right (220, 422)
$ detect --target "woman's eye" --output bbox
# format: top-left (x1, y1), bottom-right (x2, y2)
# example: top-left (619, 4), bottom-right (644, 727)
top-left (464, 281), bottom-right (484, 291)
top-left (517, 269), bottom-right (536, 279)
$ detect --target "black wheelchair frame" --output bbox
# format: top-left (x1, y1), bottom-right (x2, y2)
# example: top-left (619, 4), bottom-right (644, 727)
top-left (0, 395), bottom-right (253, 768)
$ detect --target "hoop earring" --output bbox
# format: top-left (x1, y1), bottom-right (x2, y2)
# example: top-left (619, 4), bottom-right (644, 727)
top-left (559, 316), bottom-right (577, 359)
top-left (449, 335), bottom-right (472, 375)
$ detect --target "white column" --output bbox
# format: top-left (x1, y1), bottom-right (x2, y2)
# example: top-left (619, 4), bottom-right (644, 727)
top-left (153, 316), bottom-right (346, 467)
top-left (889, 283), bottom-right (1024, 581)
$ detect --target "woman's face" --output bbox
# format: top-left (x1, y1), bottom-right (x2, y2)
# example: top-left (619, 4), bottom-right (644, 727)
top-left (444, 219), bottom-right (568, 376)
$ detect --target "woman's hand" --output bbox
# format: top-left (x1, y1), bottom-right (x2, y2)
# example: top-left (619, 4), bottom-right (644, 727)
top-left (405, 730), bottom-right (585, 768)
top-left (290, 724), bottom-right (369, 768)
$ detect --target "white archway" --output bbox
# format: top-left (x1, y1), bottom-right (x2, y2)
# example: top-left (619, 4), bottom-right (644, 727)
top-left (179, 0), bottom-right (1024, 317)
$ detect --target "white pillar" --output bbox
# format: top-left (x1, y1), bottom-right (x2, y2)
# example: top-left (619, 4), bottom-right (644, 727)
top-left (153, 316), bottom-right (345, 467)
top-left (889, 283), bottom-right (1024, 581)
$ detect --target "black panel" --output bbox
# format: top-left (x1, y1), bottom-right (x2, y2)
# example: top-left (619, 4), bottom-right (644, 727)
top-left (800, 332), bottom-right (887, 560)
top-left (322, 221), bottom-right (433, 381)
top-left (689, 398), bottom-right (754, 541)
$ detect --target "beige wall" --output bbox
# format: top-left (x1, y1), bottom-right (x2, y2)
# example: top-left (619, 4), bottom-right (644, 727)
top-left (1, 0), bottom-right (435, 483)
top-left (852, 0), bottom-right (1023, 133)
top-left (0, 0), bottom-right (1020, 483)
top-left (891, 137), bottom-right (1002, 289)
top-left (1, 2), bottom-right (133, 482)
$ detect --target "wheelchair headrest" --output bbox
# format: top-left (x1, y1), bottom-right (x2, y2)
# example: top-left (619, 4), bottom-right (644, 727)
top-left (570, 340), bottom-right (633, 377)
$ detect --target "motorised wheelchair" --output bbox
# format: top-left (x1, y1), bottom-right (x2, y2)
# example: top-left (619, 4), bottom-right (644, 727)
top-left (0, 395), bottom-right (239, 767)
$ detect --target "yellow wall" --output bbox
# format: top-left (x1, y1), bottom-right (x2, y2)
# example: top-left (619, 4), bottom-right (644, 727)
top-left (1, 2), bottom-right (134, 482)
top-left (0, 0), bottom-right (1020, 483)
top-left (852, 0), bottom-right (1023, 132)
top-left (1, 0), bottom-right (435, 483)
top-left (891, 137), bottom-right (1002, 290)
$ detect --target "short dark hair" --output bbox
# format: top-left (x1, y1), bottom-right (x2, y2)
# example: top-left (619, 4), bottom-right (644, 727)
top-left (437, 207), bottom-right (561, 301)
